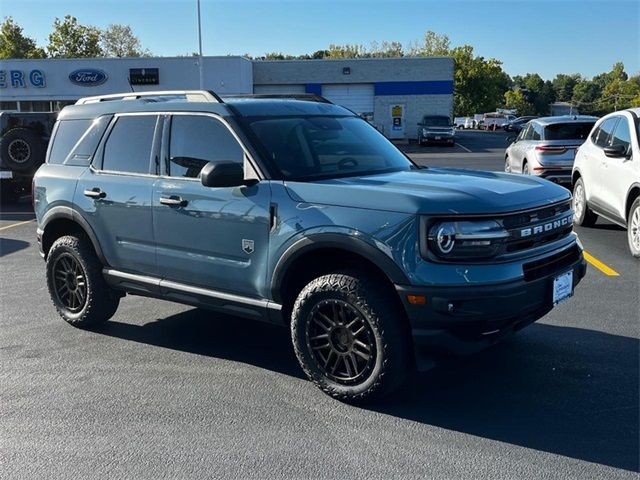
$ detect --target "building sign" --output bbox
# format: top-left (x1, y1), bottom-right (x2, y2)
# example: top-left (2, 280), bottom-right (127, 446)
top-left (129, 68), bottom-right (159, 85)
top-left (0, 69), bottom-right (46, 88)
top-left (69, 69), bottom-right (108, 86)
top-left (389, 103), bottom-right (405, 139)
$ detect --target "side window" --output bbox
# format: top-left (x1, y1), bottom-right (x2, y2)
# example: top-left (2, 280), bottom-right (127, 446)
top-left (593, 118), bottom-right (619, 148)
top-left (520, 125), bottom-right (531, 140)
top-left (65, 115), bottom-right (112, 165)
top-left (48, 119), bottom-right (92, 164)
top-left (610, 117), bottom-right (631, 151)
top-left (102, 115), bottom-right (158, 174)
top-left (167, 115), bottom-right (244, 179)
top-left (531, 124), bottom-right (541, 141)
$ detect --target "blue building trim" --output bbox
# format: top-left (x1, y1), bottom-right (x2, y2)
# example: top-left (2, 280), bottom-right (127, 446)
top-left (305, 83), bottom-right (322, 95)
top-left (374, 80), bottom-right (453, 96)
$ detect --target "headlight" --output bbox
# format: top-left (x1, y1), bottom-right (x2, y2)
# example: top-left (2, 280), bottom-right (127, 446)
top-left (427, 220), bottom-right (509, 259)
top-left (422, 128), bottom-right (428, 136)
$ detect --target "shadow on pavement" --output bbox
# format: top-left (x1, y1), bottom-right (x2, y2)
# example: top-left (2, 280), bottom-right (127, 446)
top-left (97, 310), bottom-right (639, 472)
top-left (375, 323), bottom-right (639, 472)
top-left (0, 238), bottom-right (31, 257)
top-left (98, 308), bottom-right (303, 379)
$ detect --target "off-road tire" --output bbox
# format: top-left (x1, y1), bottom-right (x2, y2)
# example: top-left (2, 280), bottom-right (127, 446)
top-left (291, 272), bottom-right (411, 403)
top-left (0, 128), bottom-right (45, 172)
top-left (46, 234), bottom-right (120, 327)
top-left (572, 177), bottom-right (598, 227)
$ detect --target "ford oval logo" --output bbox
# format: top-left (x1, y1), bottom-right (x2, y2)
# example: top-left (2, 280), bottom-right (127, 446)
top-left (69, 69), bottom-right (108, 86)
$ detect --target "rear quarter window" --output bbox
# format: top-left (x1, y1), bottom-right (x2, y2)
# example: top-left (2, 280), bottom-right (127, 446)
top-left (47, 119), bottom-right (92, 164)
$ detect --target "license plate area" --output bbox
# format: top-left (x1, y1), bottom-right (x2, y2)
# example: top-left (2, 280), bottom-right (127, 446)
top-left (552, 270), bottom-right (573, 305)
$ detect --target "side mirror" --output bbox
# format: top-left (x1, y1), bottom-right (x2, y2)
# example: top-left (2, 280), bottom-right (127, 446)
top-left (200, 161), bottom-right (245, 187)
top-left (603, 144), bottom-right (627, 158)
top-left (417, 122), bottom-right (424, 126)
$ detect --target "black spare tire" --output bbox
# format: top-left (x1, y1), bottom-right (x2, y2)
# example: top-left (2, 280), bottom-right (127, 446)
top-left (0, 128), bottom-right (46, 172)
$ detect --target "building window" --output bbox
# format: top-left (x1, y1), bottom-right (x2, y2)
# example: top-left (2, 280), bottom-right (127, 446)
top-left (0, 101), bottom-right (18, 111)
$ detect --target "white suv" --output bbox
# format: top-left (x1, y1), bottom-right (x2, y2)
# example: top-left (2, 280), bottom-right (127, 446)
top-left (572, 109), bottom-right (640, 257)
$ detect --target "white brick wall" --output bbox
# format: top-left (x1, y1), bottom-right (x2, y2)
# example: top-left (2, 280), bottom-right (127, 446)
top-left (374, 94), bottom-right (453, 139)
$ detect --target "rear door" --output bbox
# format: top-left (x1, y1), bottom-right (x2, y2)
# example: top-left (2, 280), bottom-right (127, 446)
top-left (75, 113), bottom-right (161, 276)
top-left (152, 113), bottom-right (271, 298)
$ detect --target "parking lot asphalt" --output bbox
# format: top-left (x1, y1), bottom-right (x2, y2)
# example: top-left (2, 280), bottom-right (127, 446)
top-left (1, 130), bottom-right (638, 479)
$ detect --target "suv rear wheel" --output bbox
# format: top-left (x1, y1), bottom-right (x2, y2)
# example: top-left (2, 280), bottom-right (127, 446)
top-left (291, 272), bottom-right (411, 402)
top-left (572, 177), bottom-right (598, 227)
top-left (627, 197), bottom-right (640, 258)
top-left (46, 235), bottom-right (120, 327)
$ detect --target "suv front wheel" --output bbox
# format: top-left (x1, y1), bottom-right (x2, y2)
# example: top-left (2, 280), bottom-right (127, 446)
top-left (46, 235), bottom-right (120, 327)
top-left (291, 272), bottom-right (411, 402)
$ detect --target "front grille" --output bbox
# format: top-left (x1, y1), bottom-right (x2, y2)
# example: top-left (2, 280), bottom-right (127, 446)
top-left (500, 201), bottom-right (573, 254)
top-left (523, 244), bottom-right (581, 281)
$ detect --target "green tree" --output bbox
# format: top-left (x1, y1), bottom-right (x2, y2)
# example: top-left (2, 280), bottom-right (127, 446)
top-left (369, 40), bottom-right (403, 58)
top-left (552, 73), bottom-right (582, 102)
top-left (326, 43), bottom-right (368, 59)
top-left (100, 24), bottom-right (149, 57)
top-left (47, 15), bottom-right (102, 58)
top-left (512, 74), bottom-right (555, 115)
top-left (449, 45), bottom-right (511, 116)
top-left (408, 30), bottom-right (450, 56)
top-left (504, 88), bottom-right (535, 115)
top-left (0, 16), bottom-right (45, 58)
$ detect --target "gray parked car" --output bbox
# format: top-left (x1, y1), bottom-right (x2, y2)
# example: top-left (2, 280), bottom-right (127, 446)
top-left (417, 115), bottom-right (455, 146)
top-left (505, 116), bottom-right (598, 185)
top-left (33, 91), bottom-right (586, 402)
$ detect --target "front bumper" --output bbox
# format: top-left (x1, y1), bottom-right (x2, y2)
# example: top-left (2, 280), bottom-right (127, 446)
top-left (422, 134), bottom-right (455, 143)
top-left (396, 244), bottom-right (587, 370)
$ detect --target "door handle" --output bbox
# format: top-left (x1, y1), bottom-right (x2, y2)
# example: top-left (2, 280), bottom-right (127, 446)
top-left (83, 188), bottom-right (106, 199)
top-left (159, 196), bottom-right (188, 207)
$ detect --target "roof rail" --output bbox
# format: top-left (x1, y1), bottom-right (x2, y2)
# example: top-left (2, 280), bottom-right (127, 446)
top-left (75, 90), bottom-right (223, 105)
top-left (223, 93), bottom-right (333, 104)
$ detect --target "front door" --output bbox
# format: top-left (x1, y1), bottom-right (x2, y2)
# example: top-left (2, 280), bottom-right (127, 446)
top-left (600, 115), bottom-right (633, 219)
top-left (152, 113), bottom-right (271, 298)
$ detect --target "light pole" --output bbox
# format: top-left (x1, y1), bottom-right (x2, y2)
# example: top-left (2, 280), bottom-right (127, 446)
top-left (197, 0), bottom-right (204, 89)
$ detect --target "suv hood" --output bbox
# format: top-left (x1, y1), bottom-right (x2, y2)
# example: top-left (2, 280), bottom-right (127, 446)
top-left (284, 168), bottom-right (570, 215)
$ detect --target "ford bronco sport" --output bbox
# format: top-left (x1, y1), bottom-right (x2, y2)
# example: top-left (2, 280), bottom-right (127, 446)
top-left (34, 90), bottom-right (587, 402)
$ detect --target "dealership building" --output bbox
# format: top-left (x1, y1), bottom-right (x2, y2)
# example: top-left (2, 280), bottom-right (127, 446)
top-left (0, 56), bottom-right (453, 139)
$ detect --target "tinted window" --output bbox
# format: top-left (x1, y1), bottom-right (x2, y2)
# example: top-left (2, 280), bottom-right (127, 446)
top-left (48, 119), bottom-right (92, 164)
top-left (247, 115), bottom-right (413, 180)
top-left (544, 122), bottom-right (595, 141)
top-left (610, 117), bottom-right (631, 150)
top-left (592, 118), bottom-right (619, 147)
top-left (102, 115), bottom-right (157, 174)
top-left (168, 115), bottom-right (243, 178)
top-left (531, 124), bottom-right (542, 141)
top-left (422, 116), bottom-right (451, 127)
top-left (66, 115), bottom-right (111, 165)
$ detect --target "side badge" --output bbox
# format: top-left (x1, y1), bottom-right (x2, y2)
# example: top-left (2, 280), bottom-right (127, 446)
top-left (242, 239), bottom-right (255, 254)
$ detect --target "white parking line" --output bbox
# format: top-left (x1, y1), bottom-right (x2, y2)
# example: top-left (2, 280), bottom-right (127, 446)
top-left (455, 142), bottom-right (472, 153)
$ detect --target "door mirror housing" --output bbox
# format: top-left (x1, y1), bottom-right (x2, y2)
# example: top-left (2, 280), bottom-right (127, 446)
top-left (603, 144), bottom-right (628, 158)
top-left (200, 161), bottom-right (245, 187)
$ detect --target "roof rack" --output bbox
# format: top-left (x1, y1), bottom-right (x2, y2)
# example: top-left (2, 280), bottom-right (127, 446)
top-left (223, 93), bottom-right (333, 104)
top-left (75, 90), bottom-right (223, 105)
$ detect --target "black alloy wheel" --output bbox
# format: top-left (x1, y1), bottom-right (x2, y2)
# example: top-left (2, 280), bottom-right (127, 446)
top-left (306, 299), bottom-right (377, 385)
top-left (51, 253), bottom-right (87, 313)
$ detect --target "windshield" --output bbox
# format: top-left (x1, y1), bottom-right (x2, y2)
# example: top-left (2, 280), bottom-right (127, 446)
top-left (245, 115), bottom-right (414, 180)
top-left (544, 122), bottom-right (595, 140)
top-left (422, 117), bottom-right (451, 127)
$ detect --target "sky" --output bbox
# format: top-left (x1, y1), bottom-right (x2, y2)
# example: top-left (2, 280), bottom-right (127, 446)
top-left (2, 0), bottom-right (639, 80)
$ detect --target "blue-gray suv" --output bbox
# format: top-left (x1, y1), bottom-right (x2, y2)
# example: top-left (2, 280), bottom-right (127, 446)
top-left (34, 90), bottom-right (587, 402)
